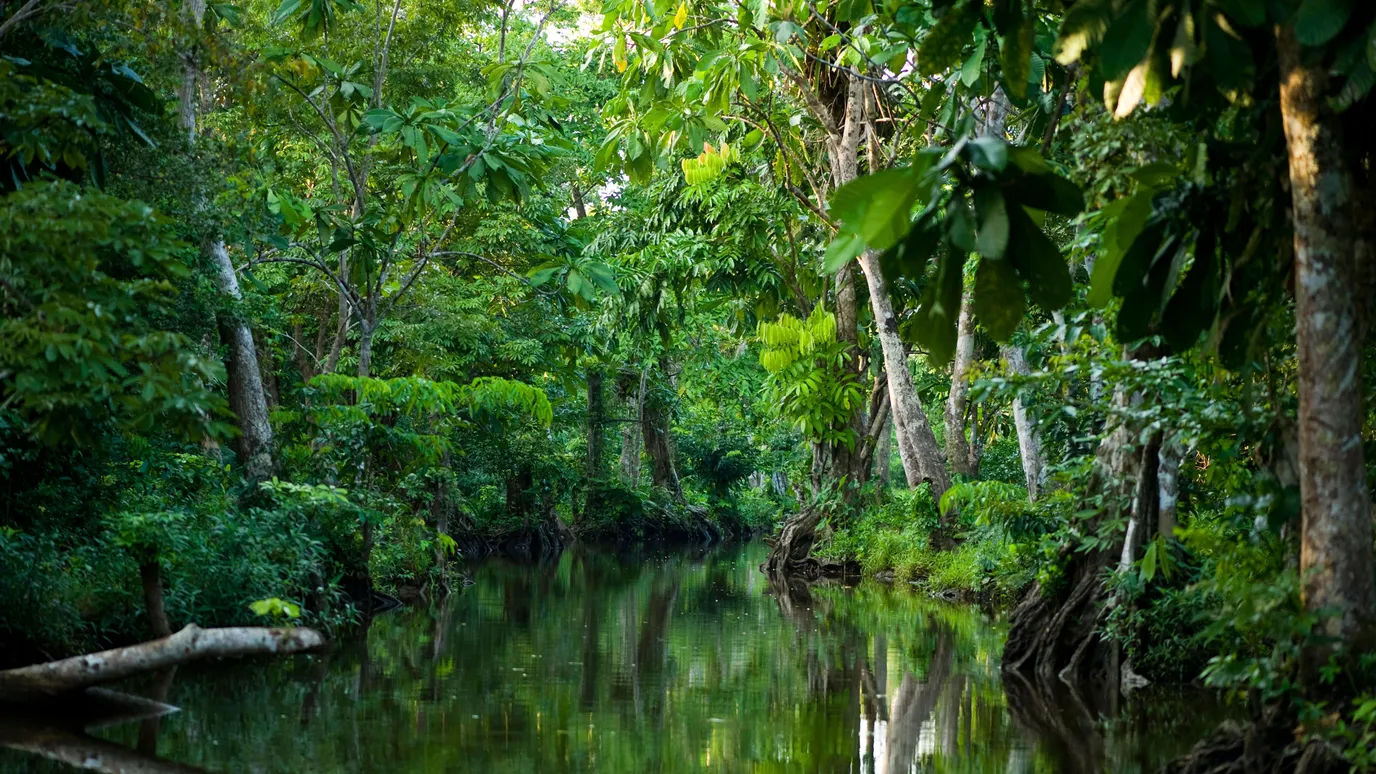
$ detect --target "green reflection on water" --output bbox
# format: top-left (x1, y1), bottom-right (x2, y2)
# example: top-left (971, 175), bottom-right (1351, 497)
top-left (1, 541), bottom-right (1229, 773)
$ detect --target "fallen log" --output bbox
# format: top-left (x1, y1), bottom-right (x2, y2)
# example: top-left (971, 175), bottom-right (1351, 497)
top-left (0, 624), bottom-right (324, 701)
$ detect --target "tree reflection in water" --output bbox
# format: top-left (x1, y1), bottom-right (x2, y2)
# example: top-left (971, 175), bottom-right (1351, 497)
top-left (0, 542), bottom-right (1232, 774)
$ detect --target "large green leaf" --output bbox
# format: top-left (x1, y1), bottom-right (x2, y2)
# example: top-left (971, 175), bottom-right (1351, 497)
top-left (1098, 0), bottom-right (1153, 81)
top-left (1087, 192), bottom-right (1153, 306)
top-left (1001, 7), bottom-right (1034, 100)
top-left (879, 215), bottom-right (943, 282)
top-left (1294, 0), bottom-right (1351, 47)
top-left (1001, 170), bottom-right (1084, 216)
top-left (1161, 230), bottom-right (1218, 352)
top-left (1006, 204), bottom-right (1071, 310)
top-left (1053, 0), bottom-right (1112, 64)
top-left (1216, 0), bottom-right (1266, 27)
top-left (911, 248), bottom-right (966, 366)
top-left (973, 257), bottom-right (1025, 341)
top-left (829, 166), bottom-right (926, 251)
top-left (972, 182), bottom-right (1009, 259)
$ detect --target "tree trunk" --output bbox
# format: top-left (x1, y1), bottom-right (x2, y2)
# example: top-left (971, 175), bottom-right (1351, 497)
top-left (641, 383), bottom-right (682, 501)
top-left (356, 321), bottom-right (375, 379)
top-left (0, 625), bottom-right (323, 701)
top-left (1003, 344), bottom-right (1044, 499)
top-left (1157, 440), bottom-right (1182, 539)
top-left (858, 250), bottom-right (950, 501)
top-left (178, 0), bottom-right (275, 482)
top-left (1002, 365), bottom-right (1160, 688)
top-left (945, 293), bottom-right (978, 478)
top-left (585, 367), bottom-right (605, 514)
top-left (138, 558), bottom-right (171, 640)
top-left (1277, 25), bottom-right (1376, 653)
top-left (209, 241), bottom-right (276, 482)
top-left (874, 410), bottom-right (893, 485)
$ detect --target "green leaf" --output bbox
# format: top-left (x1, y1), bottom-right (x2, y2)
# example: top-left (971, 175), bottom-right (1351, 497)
top-left (1161, 229), bottom-right (1218, 352)
top-left (965, 135), bottom-right (1009, 172)
top-left (879, 215), bottom-right (943, 282)
top-left (1087, 192), bottom-right (1153, 306)
top-left (973, 257), bottom-right (1025, 341)
top-left (1002, 171), bottom-right (1084, 216)
top-left (1001, 9), bottom-right (1034, 100)
top-left (829, 164), bottom-right (928, 251)
top-left (1111, 221), bottom-right (1167, 298)
top-left (918, 0), bottom-right (980, 76)
top-left (972, 182), bottom-right (1009, 259)
top-left (911, 248), bottom-right (965, 366)
top-left (1216, 0), bottom-right (1266, 27)
top-left (960, 36), bottom-right (987, 87)
top-left (1098, 0), bottom-right (1152, 81)
top-left (1006, 203), bottom-right (1072, 310)
top-left (823, 232), bottom-right (867, 273)
top-left (1141, 541), bottom-right (1157, 581)
top-left (270, 0), bottom-right (303, 25)
top-left (1054, 0), bottom-right (1112, 65)
top-left (1294, 0), bottom-right (1351, 47)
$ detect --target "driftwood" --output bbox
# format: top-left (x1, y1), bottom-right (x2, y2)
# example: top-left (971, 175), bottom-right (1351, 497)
top-left (0, 624), bottom-right (324, 701)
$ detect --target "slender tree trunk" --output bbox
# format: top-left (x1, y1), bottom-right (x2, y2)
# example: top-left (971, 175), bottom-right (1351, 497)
top-left (209, 241), bottom-right (275, 481)
top-left (1276, 26), bottom-right (1376, 653)
top-left (585, 368), bottom-right (605, 514)
top-left (945, 293), bottom-right (977, 477)
top-left (356, 321), bottom-right (375, 379)
top-left (1157, 440), bottom-right (1182, 539)
top-left (642, 383), bottom-right (682, 501)
top-left (180, 0), bottom-right (274, 481)
top-left (858, 250), bottom-right (950, 501)
top-left (138, 555), bottom-right (171, 640)
top-left (1002, 344), bottom-right (1043, 499)
top-left (620, 369), bottom-right (645, 485)
top-left (874, 410), bottom-right (893, 485)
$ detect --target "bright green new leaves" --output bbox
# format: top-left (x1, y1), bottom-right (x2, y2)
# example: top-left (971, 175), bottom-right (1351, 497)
top-left (757, 309), bottom-right (864, 448)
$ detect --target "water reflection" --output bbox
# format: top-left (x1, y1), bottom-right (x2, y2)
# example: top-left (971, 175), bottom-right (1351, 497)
top-left (0, 541), bottom-right (1228, 773)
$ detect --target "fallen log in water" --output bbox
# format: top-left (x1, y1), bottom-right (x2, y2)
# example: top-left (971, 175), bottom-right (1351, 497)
top-left (0, 624), bottom-right (324, 702)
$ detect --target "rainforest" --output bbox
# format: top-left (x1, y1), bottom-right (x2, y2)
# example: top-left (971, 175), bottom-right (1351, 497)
top-left (2, 0), bottom-right (1375, 771)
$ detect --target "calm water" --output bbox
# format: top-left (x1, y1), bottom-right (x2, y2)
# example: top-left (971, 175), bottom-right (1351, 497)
top-left (1, 541), bottom-right (1229, 773)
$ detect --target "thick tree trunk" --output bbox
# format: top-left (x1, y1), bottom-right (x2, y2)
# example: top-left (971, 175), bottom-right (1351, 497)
top-left (1003, 344), bottom-right (1044, 499)
top-left (858, 250), bottom-right (950, 500)
top-left (1277, 26), bottom-right (1376, 652)
top-left (945, 293), bottom-right (978, 478)
top-left (0, 625), bottom-right (323, 701)
top-left (1002, 366), bottom-right (1160, 688)
top-left (208, 241), bottom-right (275, 482)
top-left (642, 385), bottom-right (682, 500)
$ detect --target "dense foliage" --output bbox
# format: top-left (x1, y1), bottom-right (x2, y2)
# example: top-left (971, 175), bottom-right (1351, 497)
top-left (4, 0), bottom-right (1376, 768)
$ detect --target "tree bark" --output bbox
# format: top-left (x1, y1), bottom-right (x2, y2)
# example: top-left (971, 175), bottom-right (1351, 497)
top-left (945, 293), bottom-right (978, 478)
top-left (0, 625), bottom-right (324, 701)
top-left (874, 409), bottom-right (893, 485)
top-left (1003, 344), bottom-right (1044, 499)
top-left (356, 321), bottom-right (375, 379)
top-left (642, 383), bottom-right (682, 501)
top-left (208, 242), bottom-right (276, 482)
top-left (858, 250), bottom-right (950, 501)
top-left (179, 0), bottom-right (275, 481)
top-left (1277, 25), bottom-right (1376, 651)
top-left (138, 558), bottom-right (171, 640)
top-left (1157, 440), bottom-right (1182, 539)
top-left (585, 367), bottom-right (605, 514)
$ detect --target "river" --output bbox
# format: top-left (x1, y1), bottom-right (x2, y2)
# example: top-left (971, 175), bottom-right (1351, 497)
top-left (0, 541), bottom-right (1229, 773)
